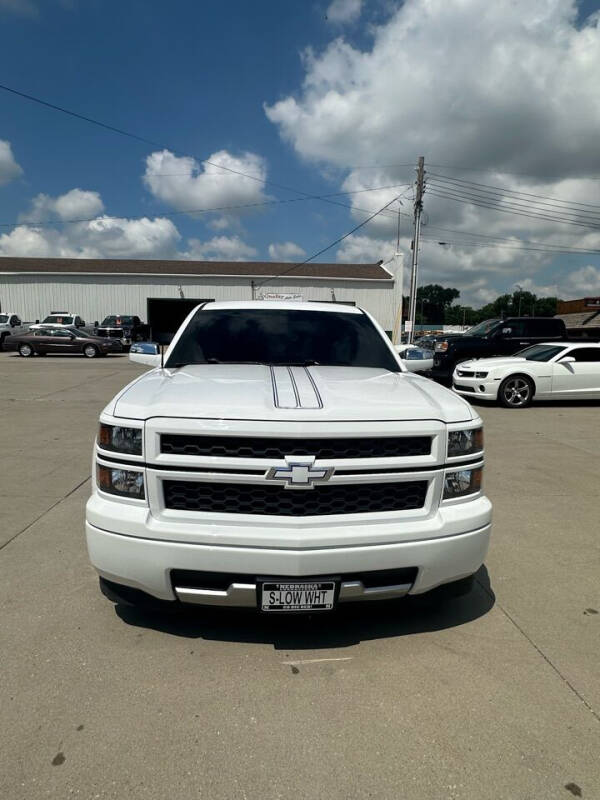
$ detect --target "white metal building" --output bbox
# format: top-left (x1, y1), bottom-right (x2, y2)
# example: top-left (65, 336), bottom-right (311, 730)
top-left (0, 257), bottom-right (402, 334)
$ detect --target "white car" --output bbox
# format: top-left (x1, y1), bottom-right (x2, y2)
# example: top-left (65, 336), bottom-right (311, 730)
top-left (395, 344), bottom-right (434, 373)
top-left (452, 342), bottom-right (600, 408)
top-left (29, 312), bottom-right (86, 330)
top-left (86, 301), bottom-right (491, 613)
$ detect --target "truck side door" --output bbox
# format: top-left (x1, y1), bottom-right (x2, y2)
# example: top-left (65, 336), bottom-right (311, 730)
top-left (490, 322), bottom-right (527, 355)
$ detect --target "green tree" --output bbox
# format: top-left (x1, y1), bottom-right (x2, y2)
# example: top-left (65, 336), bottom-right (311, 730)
top-left (445, 305), bottom-right (479, 326)
top-left (416, 284), bottom-right (460, 323)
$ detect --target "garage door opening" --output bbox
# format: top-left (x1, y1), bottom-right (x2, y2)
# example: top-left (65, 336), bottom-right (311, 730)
top-left (147, 298), bottom-right (213, 344)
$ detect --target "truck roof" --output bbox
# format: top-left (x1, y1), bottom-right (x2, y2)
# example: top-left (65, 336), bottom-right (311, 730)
top-left (198, 300), bottom-right (362, 314)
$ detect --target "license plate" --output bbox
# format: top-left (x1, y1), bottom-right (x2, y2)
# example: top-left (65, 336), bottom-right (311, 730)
top-left (259, 580), bottom-right (336, 612)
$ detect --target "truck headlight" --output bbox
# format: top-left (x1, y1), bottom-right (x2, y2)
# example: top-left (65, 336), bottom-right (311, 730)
top-left (447, 427), bottom-right (483, 457)
top-left (97, 465), bottom-right (145, 499)
top-left (443, 467), bottom-right (483, 499)
top-left (435, 341), bottom-right (448, 352)
top-left (98, 423), bottom-right (142, 455)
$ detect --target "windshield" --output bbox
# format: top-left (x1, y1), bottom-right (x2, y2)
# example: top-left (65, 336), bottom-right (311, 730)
top-left (101, 316), bottom-right (134, 326)
top-left (465, 319), bottom-right (500, 337)
top-left (0, 315), bottom-right (8, 323)
top-left (166, 308), bottom-right (401, 371)
top-left (42, 315), bottom-right (74, 325)
top-left (72, 329), bottom-right (94, 338)
top-left (515, 344), bottom-right (567, 361)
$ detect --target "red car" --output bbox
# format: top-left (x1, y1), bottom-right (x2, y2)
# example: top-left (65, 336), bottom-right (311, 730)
top-left (7, 327), bottom-right (122, 358)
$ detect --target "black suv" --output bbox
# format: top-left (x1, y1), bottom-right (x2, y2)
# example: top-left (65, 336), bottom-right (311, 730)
top-left (431, 317), bottom-right (567, 382)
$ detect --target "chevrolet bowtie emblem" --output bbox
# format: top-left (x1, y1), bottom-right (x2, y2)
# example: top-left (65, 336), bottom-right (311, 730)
top-left (266, 456), bottom-right (334, 490)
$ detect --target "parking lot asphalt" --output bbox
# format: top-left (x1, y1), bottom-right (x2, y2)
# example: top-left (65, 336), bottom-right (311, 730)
top-left (1, 351), bottom-right (599, 800)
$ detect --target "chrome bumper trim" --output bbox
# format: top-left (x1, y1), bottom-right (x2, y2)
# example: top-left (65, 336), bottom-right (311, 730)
top-left (338, 581), bottom-right (412, 602)
top-left (174, 579), bottom-right (412, 607)
top-left (174, 583), bottom-right (256, 606)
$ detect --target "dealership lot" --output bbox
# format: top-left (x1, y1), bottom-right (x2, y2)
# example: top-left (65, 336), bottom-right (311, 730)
top-left (1, 352), bottom-right (599, 800)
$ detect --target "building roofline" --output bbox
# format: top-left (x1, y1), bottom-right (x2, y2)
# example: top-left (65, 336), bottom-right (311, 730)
top-left (0, 270), bottom-right (393, 283)
top-left (0, 257), bottom-right (393, 281)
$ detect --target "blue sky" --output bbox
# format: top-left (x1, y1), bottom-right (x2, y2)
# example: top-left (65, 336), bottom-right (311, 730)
top-left (1, 0), bottom-right (600, 306)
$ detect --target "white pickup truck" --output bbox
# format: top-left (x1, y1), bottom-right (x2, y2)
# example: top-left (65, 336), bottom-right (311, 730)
top-left (86, 301), bottom-right (491, 613)
top-left (0, 313), bottom-right (30, 350)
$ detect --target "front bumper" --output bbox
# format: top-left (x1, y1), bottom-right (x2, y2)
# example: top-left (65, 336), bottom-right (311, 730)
top-left (452, 376), bottom-right (499, 401)
top-left (85, 496), bottom-right (492, 606)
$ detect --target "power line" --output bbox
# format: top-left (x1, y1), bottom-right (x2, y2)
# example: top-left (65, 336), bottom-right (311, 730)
top-left (253, 192), bottom-right (406, 291)
top-left (426, 188), bottom-right (600, 230)
top-left (421, 237), bottom-right (600, 255)
top-left (427, 184), bottom-right (600, 228)
top-left (0, 182), bottom-right (411, 229)
top-left (426, 162), bottom-right (600, 184)
top-left (421, 221), bottom-right (600, 248)
top-left (428, 173), bottom-right (600, 215)
top-left (0, 83), bottom-right (415, 226)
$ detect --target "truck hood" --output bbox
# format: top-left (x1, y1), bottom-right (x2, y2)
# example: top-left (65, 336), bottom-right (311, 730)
top-left (441, 335), bottom-right (481, 347)
top-left (111, 365), bottom-right (473, 423)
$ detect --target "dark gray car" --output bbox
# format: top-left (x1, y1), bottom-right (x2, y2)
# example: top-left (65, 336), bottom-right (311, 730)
top-left (6, 327), bottom-right (122, 358)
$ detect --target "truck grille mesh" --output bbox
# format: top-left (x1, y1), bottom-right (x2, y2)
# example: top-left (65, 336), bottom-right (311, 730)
top-left (163, 480), bottom-right (428, 516)
top-left (160, 434), bottom-right (431, 460)
top-left (96, 328), bottom-right (122, 338)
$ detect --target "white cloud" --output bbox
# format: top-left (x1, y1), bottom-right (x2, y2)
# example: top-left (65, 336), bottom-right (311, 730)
top-left (336, 234), bottom-right (389, 263)
top-left (327, 0), bottom-right (362, 25)
top-left (186, 235), bottom-right (258, 262)
top-left (20, 188), bottom-right (104, 222)
top-left (268, 241), bottom-right (306, 261)
top-left (266, 0), bottom-right (600, 175)
top-left (0, 187), bottom-right (262, 262)
top-left (143, 149), bottom-right (270, 229)
top-left (1, 188), bottom-right (180, 258)
top-left (0, 140), bottom-right (23, 186)
top-left (266, 1), bottom-right (600, 304)
top-left (0, 216), bottom-right (181, 259)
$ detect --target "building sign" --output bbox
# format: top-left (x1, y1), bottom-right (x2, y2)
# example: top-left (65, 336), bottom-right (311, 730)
top-left (584, 297), bottom-right (600, 308)
top-left (260, 293), bottom-right (304, 301)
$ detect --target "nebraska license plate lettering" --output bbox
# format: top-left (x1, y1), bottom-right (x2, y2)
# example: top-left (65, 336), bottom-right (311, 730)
top-left (261, 581), bottom-right (335, 612)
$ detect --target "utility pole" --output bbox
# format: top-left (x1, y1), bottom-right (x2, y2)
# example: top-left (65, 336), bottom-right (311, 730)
top-left (515, 284), bottom-right (523, 316)
top-left (407, 156), bottom-right (425, 344)
top-left (391, 198), bottom-right (404, 345)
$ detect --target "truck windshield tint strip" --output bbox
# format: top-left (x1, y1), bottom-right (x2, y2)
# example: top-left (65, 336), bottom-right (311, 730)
top-left (165, 308), bottom-right (401, 371)
top-left (161, 434), bottom-right (432, 459)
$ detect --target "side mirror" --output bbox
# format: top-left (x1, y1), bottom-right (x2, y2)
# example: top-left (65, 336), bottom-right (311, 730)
top-left (94, 321), bottom-right (99, 327)
top-left (129, 342), bottom-right (161, 367)
top-left (560, 356), bottom-right (575, 364)
top-left (80, 320), bottom-right (86, 327)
